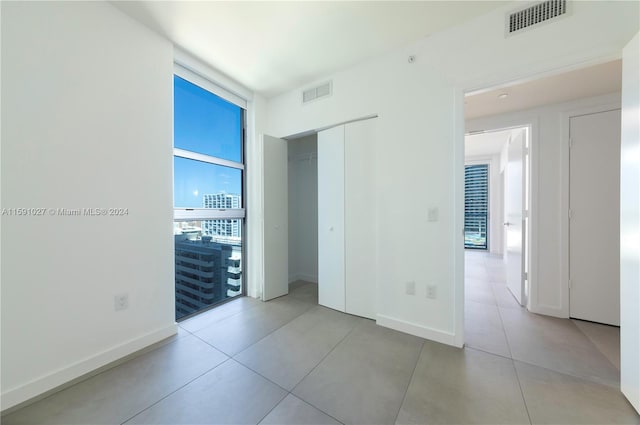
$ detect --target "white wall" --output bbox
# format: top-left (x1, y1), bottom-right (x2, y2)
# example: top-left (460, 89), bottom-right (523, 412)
top-left (1, 2), bottom-right (175, 409)
top-left (465, 154), bottom-right (503, 255)
top-left (620, 32), bottom-right (640, 413)
top-left (266, 1), bottom-right (638, 346)
top-left (467, 92), bottom-right (621, 318)
top-left (288, 135), bottom-right (318, 283)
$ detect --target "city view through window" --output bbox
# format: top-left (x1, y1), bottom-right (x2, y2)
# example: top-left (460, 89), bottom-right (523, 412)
top-left (173, 73), bottom-right (245, 320)
top-left (464, 164), bottom-right (489, 250)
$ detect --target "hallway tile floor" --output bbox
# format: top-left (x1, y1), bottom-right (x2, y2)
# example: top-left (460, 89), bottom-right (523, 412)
top-left (3, 251), bottom-right (638, 424)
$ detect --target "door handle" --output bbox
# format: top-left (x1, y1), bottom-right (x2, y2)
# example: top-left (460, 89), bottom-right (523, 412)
top-left (503, 222), bottom-right (511, 226)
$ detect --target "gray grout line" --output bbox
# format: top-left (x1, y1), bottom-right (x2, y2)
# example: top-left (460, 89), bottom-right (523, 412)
top-left (465, 253), bottom-right (535, 425)
top-left (190, 298), bottom-right (316, 358)
top-left (464, 345), bottom-right (514, 362)
top-left (122, 295), bottom-right (320, 424)
top-left (512, 357), bottom-right (620, 390)
top-left (393, 340), bottom-right (425, 425)
top-left (179, 297), bottom-right (265, 334)
top-left (295, 395), bottom-right (346, 425)
top-left (494, 308), bottom-right (621, 389)
top-left (463, 341), bottom-right (617, 392)
top-left (254, 393), bottom-right (290, 425)
top-left (233, 299), bottom-right (317, 353)
top-left (184, 289), bottom-right (346, 424)
top-left (494, 298), bottom-right (515, 360)
top-left (571, 319), bottom-right (621, 372)
top-left (189, 331), bottom-right (237, 357)
top-left (245, 298), bottom-right (356, 425)
top-left (479, 257), bottom-right (533, 425)
top-left (511, 359), bottom-right (534, 425)
top-left (120, 293), bottom-right (322, 425)
top-left (255, 393), bottom-right (345, 425)
top-left (231, 358), bottom-right (293, 394)
top-left (469, 252), bottom-right (623, 416)
top-left (118, 357), bottom-right (233, 425)
top-left (282, 318), bottom-right (364, 422)
top-left (289, 317), bottom-right (363, 395)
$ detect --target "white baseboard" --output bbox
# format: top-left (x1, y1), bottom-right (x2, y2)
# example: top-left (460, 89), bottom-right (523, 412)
top-left (297, 273), bottom-right (317, 283)
top-left (1, 324), bottom-right (178, 411)
top-left (288, 273), bottom-right (318, 284)
top-left (528, 303), bottom-right (567, 318)
top-left (376, 314), bottom-right (460, 347)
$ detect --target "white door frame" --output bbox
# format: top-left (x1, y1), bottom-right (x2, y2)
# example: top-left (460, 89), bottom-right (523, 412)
top-left (457, 96), bottom-right (537, 346)
top-left (458, 60), bottom-right (623, 336)
top-left (463, 124), bottom-right (533, 309)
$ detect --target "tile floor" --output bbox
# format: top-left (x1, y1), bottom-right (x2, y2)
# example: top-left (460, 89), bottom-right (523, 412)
top-left (3, 252), bottom-right (638, 424)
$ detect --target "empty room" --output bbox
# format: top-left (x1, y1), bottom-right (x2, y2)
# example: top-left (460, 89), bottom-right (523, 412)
top-left (2, 1), bottom-right (639, 424)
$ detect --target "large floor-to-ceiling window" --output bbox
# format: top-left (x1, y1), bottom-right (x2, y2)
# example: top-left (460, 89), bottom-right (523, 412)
top-left (464, 164), bottom-right (489, 250)
top-left (173, 67), bottom-right (246, 320)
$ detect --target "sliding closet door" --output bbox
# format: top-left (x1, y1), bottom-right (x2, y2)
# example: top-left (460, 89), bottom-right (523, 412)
top-left (318, 126), bottom-right (345, 312)
top-left (345, 119), bottom-right (377, 319)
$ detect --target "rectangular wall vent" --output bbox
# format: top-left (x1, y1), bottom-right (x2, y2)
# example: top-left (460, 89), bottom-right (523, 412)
top-left (302, 81), bottom-right (332, 104)
top-left (506, 0), bottom-right (568, 36)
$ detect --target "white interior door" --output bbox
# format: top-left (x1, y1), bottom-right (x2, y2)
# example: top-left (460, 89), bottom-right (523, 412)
top-left (569, 109), bottom-right (621, 326)
top-left (345, 119), bottom-right (377, 319)
top-left (620, 31), bottom-right (640, 414)
top-left (263, 135), bottom-right (289, 301)
top-left (505, 129), bottom-right (525, 306)
top-left (318, 125), bottom-right (346, 312)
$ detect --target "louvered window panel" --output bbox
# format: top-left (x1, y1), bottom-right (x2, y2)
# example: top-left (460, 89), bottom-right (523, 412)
top-left (465, 164), bottom-right (489, 250)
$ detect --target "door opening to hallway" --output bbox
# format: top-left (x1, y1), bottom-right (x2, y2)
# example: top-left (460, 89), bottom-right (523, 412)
top-left (464, 126), bottom-right (530, 307)
top-left (461, 58), bottom-right (630, 412)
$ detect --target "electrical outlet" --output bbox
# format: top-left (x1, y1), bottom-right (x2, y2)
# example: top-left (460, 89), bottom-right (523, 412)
top-left (114, 293), bottom-right (129, 311)
top-left (405, 281), bottom-right (416, 295)
top-left (426, 285), bottom-right (437, 299)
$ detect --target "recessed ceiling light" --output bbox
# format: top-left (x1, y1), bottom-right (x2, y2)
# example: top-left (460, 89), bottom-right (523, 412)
top-left (497, 93), bottom-right (509, 99)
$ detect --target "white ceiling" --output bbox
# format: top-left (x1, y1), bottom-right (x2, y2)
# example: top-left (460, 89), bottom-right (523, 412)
top-left (465, 128), bottom-right (517, 158)
top-left (112, 1), bottom-right (503, 97)
top-left (465, 60), bottom-right (622, 120)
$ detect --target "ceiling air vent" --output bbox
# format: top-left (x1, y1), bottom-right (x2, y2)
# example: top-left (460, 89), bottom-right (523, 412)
top-left (302, 81), bottom-right (332, 104)
top-left (506, 0), bottom-right (569, 36)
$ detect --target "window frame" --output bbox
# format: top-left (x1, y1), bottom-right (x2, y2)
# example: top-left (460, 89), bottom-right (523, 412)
top-left (464, 163), bottom-right (489, 250)
top-left (173, 64), bottom-right (246, 223)
top-left (173, 63), bottom-right (248, 317)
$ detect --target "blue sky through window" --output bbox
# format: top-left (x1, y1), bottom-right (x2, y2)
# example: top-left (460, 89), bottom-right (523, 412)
top-left (174, 75), bottom-right (243, 208)
top-left (174, 157), bottom-right (242, 208)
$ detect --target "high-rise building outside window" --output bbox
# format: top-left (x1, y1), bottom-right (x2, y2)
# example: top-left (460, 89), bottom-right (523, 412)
top-left (464, 164), bottom-right (489, 250)
top-left (173, 67), bottom-right (246, 321)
